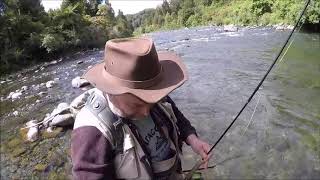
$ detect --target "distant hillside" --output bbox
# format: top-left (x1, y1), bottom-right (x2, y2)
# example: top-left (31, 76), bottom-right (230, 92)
top-left (126, 0), bottom-right (320, 34)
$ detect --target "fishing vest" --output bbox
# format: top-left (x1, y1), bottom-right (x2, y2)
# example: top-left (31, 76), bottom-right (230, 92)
top-left (74, 89), bottom-right (185, 180)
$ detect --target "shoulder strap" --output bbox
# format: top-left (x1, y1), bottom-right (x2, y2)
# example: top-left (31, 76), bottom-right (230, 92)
top-left (74, 89), bottom-right (123, 151)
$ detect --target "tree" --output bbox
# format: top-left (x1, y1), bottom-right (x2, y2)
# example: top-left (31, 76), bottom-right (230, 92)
top-left (169, 0), bottom-right (182, 13)
top-left (161, 0), bottom-right (171, 15)
top-left (113, 10), bottom-right (133, 38)
top-left (85, 0), bottom-right (103, 16)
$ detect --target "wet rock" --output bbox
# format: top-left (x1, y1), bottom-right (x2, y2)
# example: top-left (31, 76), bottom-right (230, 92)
top-left (46, 80), bottom-right (55, 88)
top-left (224, 24), bottom-right (238, 32)
top-left (51, 114), bottom-right (74, 127)
top-left (38, 91), bottom-right (46, 96)
top-left (52, 103), bottom-right (69, 115)
top-left (13, 111), bottom-right (19, 116)
top-left (287, 25), bottom-right (294, 30)
top-left (21, 86), bottom-right (28, 91)
top-left (77, 60), bottom-right (83, 64)
top-left (12, 92), bottom-right (22, 100)
top-left (50, 60), bottom-right (58, 65)
top-left (274, 24), bottom-right (293, 31)
top-left (26, 120), bottom-right (39, 142)
top-left (46, 127), bottom-right (54, 133)
top-left (36, 99), bottom-right (41, 103)
top-left (71, 89), bottom-right (94, 110)
top-left (7, 92), bottom-right (15, 99)
top-left (72, 76), bottom-right (90, 88)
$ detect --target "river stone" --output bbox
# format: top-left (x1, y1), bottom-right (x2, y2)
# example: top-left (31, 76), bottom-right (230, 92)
top-left (26, 120), bottom-right (39, 142)
top-left (11, 92), bottom-right (22, 99)
top-left (72, 76), bottom-right (90, 88)
top-left (50, 60), bottom-right (58, 65)
top-left (21, 86), bottom-right (28, 91)
top-left (38, 91), bottom-right (46, 96)
top-left (46, 80), bottom-right (55, 88)
top-left (50, 113), bottom-right (74, 127)
top-left (224, 24), bottom-right (238, 32)
top-left (13, 111), bottom-right (19, 116)
top-left (52, 103), bottom-right (69, 115)
top-left (70, 88), bottom-right (94, 109)
top-left (77, 60), bottom-right (83, 64)
top-left (7, 92), bottom-right (15, 99)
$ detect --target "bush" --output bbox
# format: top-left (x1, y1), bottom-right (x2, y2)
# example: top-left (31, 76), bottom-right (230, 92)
top-left (41, 33), bottom-right (65, 53)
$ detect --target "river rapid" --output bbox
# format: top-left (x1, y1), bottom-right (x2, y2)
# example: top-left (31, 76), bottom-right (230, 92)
top-left (0, 26), bottom-right (319, 179)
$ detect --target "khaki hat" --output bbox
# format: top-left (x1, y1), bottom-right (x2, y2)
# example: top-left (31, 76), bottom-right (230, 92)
top-left (83, 37), bottom-right (188, 103)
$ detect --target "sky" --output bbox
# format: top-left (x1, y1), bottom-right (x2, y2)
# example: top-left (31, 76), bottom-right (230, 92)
top-left (41, 0), bottom-right (164, 15)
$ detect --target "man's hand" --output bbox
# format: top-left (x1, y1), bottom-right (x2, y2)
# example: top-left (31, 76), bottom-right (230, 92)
top-left (186, 134), bottom-right (211, 168)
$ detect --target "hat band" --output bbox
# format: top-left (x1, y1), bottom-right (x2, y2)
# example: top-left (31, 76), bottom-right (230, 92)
top-left (102, 66), bottom-right (163, 89)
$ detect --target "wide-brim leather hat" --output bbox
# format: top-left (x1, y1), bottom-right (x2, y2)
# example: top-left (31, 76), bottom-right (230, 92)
top-left (83, 37), bottom-right (188, 103)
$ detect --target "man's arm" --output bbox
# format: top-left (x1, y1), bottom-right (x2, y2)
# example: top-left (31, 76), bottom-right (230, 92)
top-left (71, 126), bottom-right (115, 180)
top-left (166, 96), bottom-right (211, 168)
top-left (166, 96), bottom-right (197, 142)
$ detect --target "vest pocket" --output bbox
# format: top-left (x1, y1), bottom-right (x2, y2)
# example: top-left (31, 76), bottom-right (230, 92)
top-left (114, 148), bottom-right (139, 179)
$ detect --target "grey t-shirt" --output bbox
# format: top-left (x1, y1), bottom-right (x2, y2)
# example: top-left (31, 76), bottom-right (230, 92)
top-left (132, 115), bottom-right (171, 162)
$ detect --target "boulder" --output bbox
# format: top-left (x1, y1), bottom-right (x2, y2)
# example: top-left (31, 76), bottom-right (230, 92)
top-left (50, 113), bottom-right (74, 127)
top-left (70, 88), bottom-right (94, 109)
top-left (11, 92), bottom-right (22, 99)
top-left (51, 103), bottom-right (69, 115)
top-left (25, 120), bottom-right (39, 142)
top-left (7, 92), bottom-right (15, 99)
top-left (72, 76), bottom-right (90, 88)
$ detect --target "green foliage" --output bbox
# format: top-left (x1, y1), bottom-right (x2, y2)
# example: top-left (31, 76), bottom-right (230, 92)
top-left (130, 0), bottom-right (320, 34)
top-left (0, 0), bottom-right (133, 75)
top-left (41, 33), bottom-right (65, 52)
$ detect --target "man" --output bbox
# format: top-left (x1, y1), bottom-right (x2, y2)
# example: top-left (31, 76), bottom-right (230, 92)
top-left (71, 37), bottom-right (211, 179)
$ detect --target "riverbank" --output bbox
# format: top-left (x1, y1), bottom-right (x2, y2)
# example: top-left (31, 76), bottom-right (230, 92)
top-left (130, 0), bottom-right (320, 35)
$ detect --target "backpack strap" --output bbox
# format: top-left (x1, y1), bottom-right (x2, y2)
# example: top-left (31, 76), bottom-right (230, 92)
top-left (73, 89), bottom-right (123, 151)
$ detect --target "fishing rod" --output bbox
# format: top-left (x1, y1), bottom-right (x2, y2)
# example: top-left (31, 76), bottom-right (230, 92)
top-left (185, 0), bottom-right (311, 179)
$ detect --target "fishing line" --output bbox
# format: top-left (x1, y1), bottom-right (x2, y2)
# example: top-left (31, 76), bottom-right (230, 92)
top-left (279, 22), bottom-right (304, 63)
top-left (241, 91), bottom-right (261, 136)
top-left (185, 0), bottom-right (311, 178)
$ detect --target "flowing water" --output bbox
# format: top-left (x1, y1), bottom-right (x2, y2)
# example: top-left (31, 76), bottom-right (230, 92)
top-left (0, 26), bottom-right (319, 179)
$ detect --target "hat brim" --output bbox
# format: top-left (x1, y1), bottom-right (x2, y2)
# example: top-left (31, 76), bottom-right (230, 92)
top-left (83, 51), bottom-right (188, 103)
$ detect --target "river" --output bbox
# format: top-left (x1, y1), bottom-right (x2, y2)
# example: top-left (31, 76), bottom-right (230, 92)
top-left (0, 26), bottom-right (319, 179)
